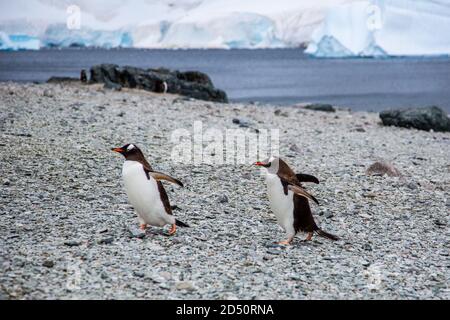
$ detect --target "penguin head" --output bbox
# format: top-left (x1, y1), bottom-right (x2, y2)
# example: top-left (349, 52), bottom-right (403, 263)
top-left (111, 143), bottom-right (143, 159)
top-left (254, 156), bottom-right (281, 174)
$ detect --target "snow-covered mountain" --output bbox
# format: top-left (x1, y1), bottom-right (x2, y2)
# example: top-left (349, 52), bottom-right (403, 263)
top-left (1, 0), bottom-right (449, 57)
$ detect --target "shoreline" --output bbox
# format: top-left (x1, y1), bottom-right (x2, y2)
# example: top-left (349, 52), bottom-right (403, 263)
top-left (0, 82), bottom-right (448, 299)
top-left (2, 49), bottom-right (450, 112)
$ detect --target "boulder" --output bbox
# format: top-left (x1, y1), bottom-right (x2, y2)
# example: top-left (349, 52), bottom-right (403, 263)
top-left (366, 161), bottom-right (401, 177)
top-left (88, 64), bottom-right (228, 103)
top-left (380, 106), bottom-right (450, 132)
top-left (176, 70), bottom-right (213, 86)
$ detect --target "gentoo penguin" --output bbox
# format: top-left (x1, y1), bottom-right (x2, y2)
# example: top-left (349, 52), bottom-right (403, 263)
top-left (80, 69), bottom-right (87, 83)
top-left (155, 80), bottom-right (168, 94)
top-left (112, 143), bottom-right (188, 235)
top-left (255, 157), bottom-right (338, 245)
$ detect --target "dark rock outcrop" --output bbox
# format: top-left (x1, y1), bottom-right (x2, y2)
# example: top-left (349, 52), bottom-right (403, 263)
top-left (380, 106), bottom-right (450, 132)
top-left (303, 103), bottom-right (336, 112)
top-left (46, 77), bottom-right (79, 83)
top-left (89, 64), bottom-right (228, 103)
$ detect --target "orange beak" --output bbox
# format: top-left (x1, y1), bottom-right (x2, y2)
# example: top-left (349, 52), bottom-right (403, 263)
top-left (254, 161), bottom-right (265, 166)
top-left (111, 147), bottom-right (124, 153)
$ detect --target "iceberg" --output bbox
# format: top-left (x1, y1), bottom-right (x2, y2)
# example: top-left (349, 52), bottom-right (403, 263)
top-left (43, 24), bottom-right (133, 48)
top-left (0, 32), bottom-right (40, 50)
top-left (306, 0), bottom-right (450, 57)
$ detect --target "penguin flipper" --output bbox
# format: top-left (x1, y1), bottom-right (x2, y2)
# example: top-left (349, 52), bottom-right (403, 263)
top-left (296, 173), bottom-right (319, 184)
top-left (287, 185), bottom-right (319, 205)
top-left (147, 171), bottom-right (184, 187)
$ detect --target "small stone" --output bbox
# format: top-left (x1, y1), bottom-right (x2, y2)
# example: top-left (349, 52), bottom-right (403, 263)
top-left (218, 195), bottom-right (229, 203)
top-left (43, 89), bottom-right (54, 98)
top-left (361, 260), bottom-right (371, 267)
top-left (133, 271), bottom-right (145, 278)
top-left (406, 182), bottom-right (418, 190)
top-left (128, 227), bottom-right (145, 239)
top-left (274, 109), bottom-right (288, 117)
top-left (64, 240), bottom-right (82, 247)
top-left (159, 272), bottom-right (172, 281)
top-left (97, 236), bottom-right (113, 245)
top-left (176, 281), bottom-right (196, 291)
top-left (267, 249), bottom-right (282, 255)
top-left (363, 192), bottom-right (377, 198)
top-left (3, 179), bottom-right (10, 186)
top-left (100, 272), bottom-right (109, 280)
top-left (232, 118), bottom-right (250, 128)
top-left (43, 260), bottom-right (54, 268)
top-left (362, 244), bottom-right (372, 251)
top-left (289, 144), bottom-right (301, 153)
top-left (323, 211), bottom-right (334, 219)
top-left (148, 274), bottom-right (164, 284)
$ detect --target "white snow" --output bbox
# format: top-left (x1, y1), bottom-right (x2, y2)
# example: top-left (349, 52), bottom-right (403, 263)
top-left (306, 0), bottom-right (450, 57)
top-left (0, 0), bottom-right (350, 50)
top-left (1, 0), bottom-right (449, 56)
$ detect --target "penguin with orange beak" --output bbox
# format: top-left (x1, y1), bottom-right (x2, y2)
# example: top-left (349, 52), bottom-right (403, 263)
top-left (112, 144), bottom-right (188, 235)
top-left (255, 156), bottom-right (338, 245)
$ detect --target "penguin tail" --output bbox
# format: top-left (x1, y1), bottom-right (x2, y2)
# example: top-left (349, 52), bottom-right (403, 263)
top-left (316, 229), bottom-right (339, 241)
top-left (175, 219), bottom-right (190, 228)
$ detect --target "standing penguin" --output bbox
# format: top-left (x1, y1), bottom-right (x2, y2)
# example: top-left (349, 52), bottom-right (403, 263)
top-left (255, 156), bottom-right (338, 245)
top-left (112, 143), bottom-right (188, 235)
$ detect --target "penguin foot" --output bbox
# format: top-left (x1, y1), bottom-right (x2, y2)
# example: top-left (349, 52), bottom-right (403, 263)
top-left (168, 224), bottom-right (177, 236)
top-left (276, 238), bottom-right (293, 245)
top-left (305, 232), bottom-right (313, 241)
top-left (139, 224), bottom-right (147, 231)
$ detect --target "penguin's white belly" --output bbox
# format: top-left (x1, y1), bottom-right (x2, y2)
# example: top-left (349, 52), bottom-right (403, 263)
top-left (122, 161), bottom-right (174, 227)
top-left (266, 174), bottom-right (295, 236)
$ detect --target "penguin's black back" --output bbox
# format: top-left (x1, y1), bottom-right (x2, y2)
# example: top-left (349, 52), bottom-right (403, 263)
top-left (293, 194), bottom-right (319, 233)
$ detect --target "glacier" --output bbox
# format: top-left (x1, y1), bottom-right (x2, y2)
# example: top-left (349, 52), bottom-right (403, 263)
top-left (1, 0), bottom-right (450, 56)
top-left (0, 0), bottom-right (351, 50)
top-left (306, 0), bottom-right (450, 57)
top-left (43, 25), bottom-right (133, 48)
top-left (0, 33), bottom-right (40, 51)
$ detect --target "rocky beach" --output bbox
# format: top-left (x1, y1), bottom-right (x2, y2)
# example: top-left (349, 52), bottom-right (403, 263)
top-left (0, 81), bottom-right (449, 299)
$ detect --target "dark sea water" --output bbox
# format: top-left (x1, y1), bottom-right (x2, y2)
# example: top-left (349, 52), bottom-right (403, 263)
top-left (1, 48), bottom-right (449, 112)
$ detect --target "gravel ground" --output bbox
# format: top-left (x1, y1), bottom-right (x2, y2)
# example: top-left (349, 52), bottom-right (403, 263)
top-left (0, 82), bottom-right (449, 300)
